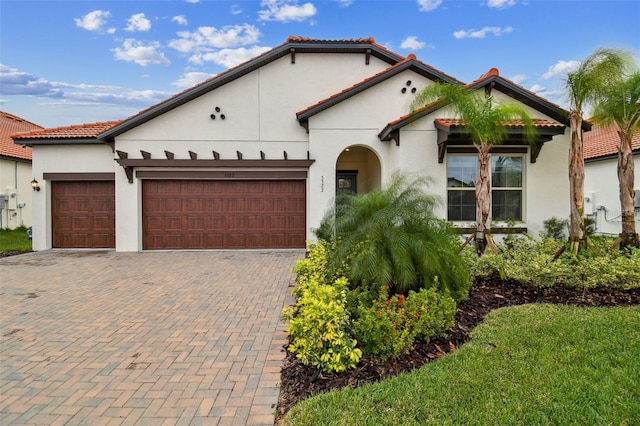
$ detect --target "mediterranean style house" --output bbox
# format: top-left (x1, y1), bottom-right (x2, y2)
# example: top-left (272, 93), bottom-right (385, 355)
top-left (584, 124), bottom-right (640, 236)
top-left (13, 37), bottom-right (582, 252)
top-left (1, 111), bottom-right (41, 229)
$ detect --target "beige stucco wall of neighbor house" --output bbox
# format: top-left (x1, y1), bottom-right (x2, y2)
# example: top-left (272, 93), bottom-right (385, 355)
top-left (585, 154), bottom-right (640, 236)
top-left (0, 158), bottom-right (33, 229)
top-left (113, 52), bottom-right (394, 250)
top-left (30, 144), bottom-right (115, 251)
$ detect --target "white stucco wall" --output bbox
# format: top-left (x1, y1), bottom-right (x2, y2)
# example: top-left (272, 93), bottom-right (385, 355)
top-left (585, 154), bottom-right (640, 236)
top-left (0, 159), bottom-right (33, 229)
top-left (113, 52), bottom-right (394, 250)
top-left (30, 144), bottom-right (115, 250)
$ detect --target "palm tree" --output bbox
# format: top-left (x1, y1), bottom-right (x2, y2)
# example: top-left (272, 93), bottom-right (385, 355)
top-left (411, 83), bottom-right (536, 255)
top-left (563, 48), bottom-right (632, 254)
top-left (591, 70), bottom-right (640, 248)
top-left (322, 173), bottom-right (470, 301)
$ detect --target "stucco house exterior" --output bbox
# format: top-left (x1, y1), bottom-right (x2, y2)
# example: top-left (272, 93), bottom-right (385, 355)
top-left (13, 37), bottom-right (582, 252)
top-left (1, 111), bottom-right (42, 229)
top-left (584, 124), bottom-right (640, 236)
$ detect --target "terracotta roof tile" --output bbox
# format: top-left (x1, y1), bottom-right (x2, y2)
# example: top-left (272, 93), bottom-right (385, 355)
top-left (0, 111), bottom-right (41, 160)
top-left (11, 120), bottom-right (122, 140)
top-left (584, 124), bottom-right (640, 160)
top-left (434, 118), bottom-right (566, 129)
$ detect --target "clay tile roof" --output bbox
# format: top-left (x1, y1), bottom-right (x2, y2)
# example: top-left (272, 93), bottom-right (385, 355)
top-left (11, 120), bottom-right (123, 141)
top-left (434, 118), bottom-right (566, 129)
top-left (0, 111), bottom-right (42, 160)
top-left (584, 124), bottom-right (640, 160)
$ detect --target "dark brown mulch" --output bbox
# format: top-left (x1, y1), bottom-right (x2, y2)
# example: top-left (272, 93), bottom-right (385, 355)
top-left (276, 277), bottom-right (640, 423)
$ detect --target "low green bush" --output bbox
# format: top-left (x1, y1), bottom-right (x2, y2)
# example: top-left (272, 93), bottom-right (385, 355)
top-left (465, 236), bottom-right (640, 289)
top-left (351, 281), bottom-right (456, 361)
top-left (282, 276), bottom-right (362, 373)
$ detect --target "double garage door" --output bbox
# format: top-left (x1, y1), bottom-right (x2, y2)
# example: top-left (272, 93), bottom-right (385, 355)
top-left (52, 179), bottom-right (306, 249)
top-left (143, 179), bottom-right (306, 249)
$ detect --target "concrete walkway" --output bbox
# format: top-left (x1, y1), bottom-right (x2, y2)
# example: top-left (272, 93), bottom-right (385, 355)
top-left (0, 250), bottom-right (303, 425)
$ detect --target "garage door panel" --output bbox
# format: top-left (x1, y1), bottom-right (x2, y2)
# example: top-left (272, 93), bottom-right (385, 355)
top-left (52, 181), bottom-right (115, 248)
top-left (143, 180), bottom-right (305, 249)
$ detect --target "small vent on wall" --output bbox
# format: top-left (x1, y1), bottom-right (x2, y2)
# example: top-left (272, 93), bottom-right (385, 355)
top-left (634, 189), bottom-right (640, 208)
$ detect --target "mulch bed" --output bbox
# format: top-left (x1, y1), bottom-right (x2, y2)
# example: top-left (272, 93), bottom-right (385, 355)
top-left (276, 276), bottom-right (640, 422)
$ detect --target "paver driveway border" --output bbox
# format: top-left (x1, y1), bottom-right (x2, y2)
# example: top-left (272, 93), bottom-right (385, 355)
top-left (0, 249), bottom-right (304, 425)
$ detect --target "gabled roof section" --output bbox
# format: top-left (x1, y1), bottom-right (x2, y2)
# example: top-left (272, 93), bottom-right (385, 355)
top-left (379, 68), bottom-right (586, 142)
top-left (12, 120), bottom-right (122, 146)
top-left (296, 54), bottom-right (461, 128)
top-left (1, 111), bottom-right (41, 161)
top-left (99, 36), bottom-right (405, 142)
top-left (584, 123), bottom-right (640, 161)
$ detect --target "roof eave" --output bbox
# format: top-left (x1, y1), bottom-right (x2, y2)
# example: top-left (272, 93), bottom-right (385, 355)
top-left (13, 137), bottom-right (104, 146)
top-left (298, 60), bottom-right (459, 123)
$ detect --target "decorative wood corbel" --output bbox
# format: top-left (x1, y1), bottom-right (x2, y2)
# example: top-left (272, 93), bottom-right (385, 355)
top-left (189, 151), bottom-right (197, 160)
top-left (141, 150), bottom-right (151, 159)
top-left (165, 150), bottom-right (174, 160)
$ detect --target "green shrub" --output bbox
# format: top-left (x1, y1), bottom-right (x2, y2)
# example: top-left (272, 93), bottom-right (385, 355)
top-left (283, 276), bottom-right (362, 373)
top-left (351, 281), bottom-right (456, 361)
top-left (465, 236), bottom-right (640, 289)
top-left (541, 217), bottom-right (569, 241)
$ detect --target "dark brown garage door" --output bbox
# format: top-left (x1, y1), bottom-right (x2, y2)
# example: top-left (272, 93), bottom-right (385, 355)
top-left (142, 180), bottom-right (306, 249)
top-left (51, 181), bottom-right (115, 248)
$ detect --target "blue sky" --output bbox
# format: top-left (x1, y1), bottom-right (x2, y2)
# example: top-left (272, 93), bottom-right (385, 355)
top-left (1, 0), bottom-right (639, 128)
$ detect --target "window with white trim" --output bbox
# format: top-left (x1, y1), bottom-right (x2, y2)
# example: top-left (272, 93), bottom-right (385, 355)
top-left (447, 154), bottom-right (524, 222)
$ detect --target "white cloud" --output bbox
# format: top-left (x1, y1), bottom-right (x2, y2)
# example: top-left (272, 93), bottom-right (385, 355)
top-left (258, 0), bottom-right (317, 22)
top-left (169, 24), bottom-right (261, 54)
top-left (125, 13), bottom-right (151, 32)
top-left (509, 74), bottom-right (527, 85)
top-left (0, 64), bottom-right (61, 97)
top-left (417, 0), bottom-right (442, 12)
top-left (74, 10), bottom-right (113, 33)
top-left (453, 26), bottom-right (513, 39)
top-left (542, 60), bottom-right (579, 80)
top-left (186, 0), bottom-right (200, 3)
top-left (231, 5), bottom-right (243, 15)
top-left (172, 71), bottom-right (215, 88)
top-left (172, 15), bottom-right (188, 26)
top-left (113, 39), bottom-right (170, 66)
top-left (0, 64), bottom-right (169, 108)
top-left (400, 36), bottom-right (428, 50)
top-left (487, 0), bottom-right (516, 9)
top-left (190, 46), bottom-right (272, 68)
top-left (530, 84), bottom-right (545, 93)
top-left (336, 0), bottom-right (353, 6)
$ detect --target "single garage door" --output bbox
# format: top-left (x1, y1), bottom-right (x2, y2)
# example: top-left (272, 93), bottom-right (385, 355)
top-left (142, 180), bottom-right (306, 249)
top-left (51, 181), bottom-right (116, 248)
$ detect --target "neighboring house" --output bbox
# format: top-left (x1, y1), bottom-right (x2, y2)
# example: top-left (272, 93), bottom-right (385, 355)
top-left (13, 37), bottom-right (582, 252)
top-left (584, 124), bottom-right (640, 236)
top-left (0, 111), bottom-right (42, 229)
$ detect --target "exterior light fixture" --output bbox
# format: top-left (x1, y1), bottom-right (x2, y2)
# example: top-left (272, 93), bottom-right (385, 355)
top-left (31, 178), bottom-right (40, 192)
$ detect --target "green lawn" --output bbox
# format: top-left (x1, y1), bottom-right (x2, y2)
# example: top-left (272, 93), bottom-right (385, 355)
top-left (282, 304), bottom-right (640, 425)
top-left (0, 227), bottom-right (32, 252)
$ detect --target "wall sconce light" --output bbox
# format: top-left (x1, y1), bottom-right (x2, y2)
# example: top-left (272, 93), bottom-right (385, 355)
top-left (31, 178), bottom-right (40, 192)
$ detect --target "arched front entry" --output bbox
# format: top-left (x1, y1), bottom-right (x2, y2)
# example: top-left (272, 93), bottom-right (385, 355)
top-left (335, 145), bottom-right (381, 196)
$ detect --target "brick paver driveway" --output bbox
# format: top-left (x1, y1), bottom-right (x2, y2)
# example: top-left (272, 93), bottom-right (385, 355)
top-left (0, 250), bottom-right (304, 425)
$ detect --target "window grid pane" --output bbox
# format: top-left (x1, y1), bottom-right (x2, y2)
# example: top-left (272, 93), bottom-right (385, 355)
top-left (447, 154), bottom-right (524, 222)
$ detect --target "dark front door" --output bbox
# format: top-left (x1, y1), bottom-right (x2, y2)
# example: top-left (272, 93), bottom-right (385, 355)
top-left (336, 171), bottom-right (358, 195)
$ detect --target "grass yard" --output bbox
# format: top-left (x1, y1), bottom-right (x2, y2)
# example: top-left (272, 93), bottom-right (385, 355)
top-left (0, 227), bottom-right (32, 253)
top-left (282, 304), bottom-right (640, 425)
